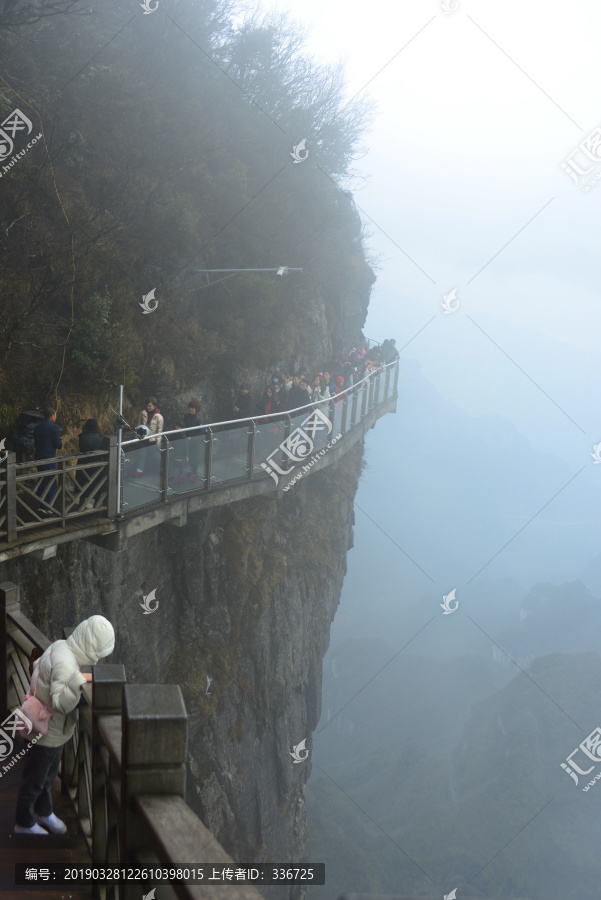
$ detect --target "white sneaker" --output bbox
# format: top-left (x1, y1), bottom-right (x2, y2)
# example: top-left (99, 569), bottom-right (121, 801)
top-left (33, 812), bottom-right (67, 834)
top-left (14, 822), bottom-right (49, 834)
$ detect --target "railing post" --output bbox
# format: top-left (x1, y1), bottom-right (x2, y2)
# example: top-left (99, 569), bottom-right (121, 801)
top-left (93, 665), bottom-right (126, 868)
top-left (393, 359), bottom-right (400, 394)
top-left (0, 582), bottom-right (20, 722)
top-left (159, 437), bottom-right (171, 503)
top-left (360, 382), bottom-right (368, 420)
top-left (103, 435), bottom-right (118, 518)
top-left (247, 423), bottom-right (257, 478)
top-left (367, 375), bottom-right (375, 412)
top-left (5, 451), bottom-right (17, 543)
top-left (341, 394), bottom-right (348, 433)
top-left (384, 365), bottom-right (391, 400)
top-left (375, 370), bottom-right (382, 405)
top-left (280, 416), bottom-right (292, 474)
top-left (205, 429), bottom-right (213, 488)
top-left (350, 388), bottom-right (359, 428)
top-left (121, 684), bottom-right (187, 900)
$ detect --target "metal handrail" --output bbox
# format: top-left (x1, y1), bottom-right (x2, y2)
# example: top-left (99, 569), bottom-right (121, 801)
top-left (121, 359), bottom-right (397, 447)
top-left (0, 357), bottom-right (398, 536)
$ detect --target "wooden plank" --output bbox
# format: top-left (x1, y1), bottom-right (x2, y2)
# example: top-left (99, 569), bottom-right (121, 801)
top-left (8, 646), bottom-right (30, 699)
top-left (0, 747), bottom-right (93, 898)
top-left (96, 717), bottom-right (122, 770)
top-left (133, 795), bottom-right (265, 900)
top-left (7, 612), bottom-right (51, 654)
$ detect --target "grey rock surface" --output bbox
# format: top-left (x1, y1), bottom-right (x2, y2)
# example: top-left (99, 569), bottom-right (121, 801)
top-left (0, 443), bottom-right (362, 900)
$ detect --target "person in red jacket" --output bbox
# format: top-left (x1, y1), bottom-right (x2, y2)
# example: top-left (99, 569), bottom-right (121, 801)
top-left (333, 375), bottom-right (345, 402)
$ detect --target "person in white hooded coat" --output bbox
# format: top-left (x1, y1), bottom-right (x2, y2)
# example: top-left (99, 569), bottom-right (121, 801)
top-left (14, 614), bottom-right (115, 835)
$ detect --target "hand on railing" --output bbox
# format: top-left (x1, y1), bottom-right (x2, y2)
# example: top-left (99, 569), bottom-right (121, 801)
top-left (82, 672), bottom-right (93, 682)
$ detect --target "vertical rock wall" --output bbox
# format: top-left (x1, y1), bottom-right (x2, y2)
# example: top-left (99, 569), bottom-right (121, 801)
top-left (0, 444), bottom-right (363, 900)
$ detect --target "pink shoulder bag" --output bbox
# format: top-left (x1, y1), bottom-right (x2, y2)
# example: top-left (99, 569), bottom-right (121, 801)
top-left (21, 648), bottom-right (55, 736)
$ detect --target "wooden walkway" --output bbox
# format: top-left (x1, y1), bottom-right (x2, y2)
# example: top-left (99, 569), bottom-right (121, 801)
top-left (0, 740), bottom-right (92, 900)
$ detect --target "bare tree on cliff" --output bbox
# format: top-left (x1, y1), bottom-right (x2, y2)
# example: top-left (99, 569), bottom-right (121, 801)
top-left (0, 0), bottom-right (90, 31)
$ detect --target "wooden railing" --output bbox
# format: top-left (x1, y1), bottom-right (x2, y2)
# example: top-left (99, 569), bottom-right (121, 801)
top-left (0, 444), bottom-right (117, 541)
top-left (0, 582), bottom-right (264, 900)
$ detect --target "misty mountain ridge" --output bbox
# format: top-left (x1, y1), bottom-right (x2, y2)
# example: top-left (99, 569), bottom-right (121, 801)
top-left (327, 357), bottom-right (601, 652)
top-left (368, 300), bottom-right (601, 468)
top-left (309, 649), bottom-right (601, 900)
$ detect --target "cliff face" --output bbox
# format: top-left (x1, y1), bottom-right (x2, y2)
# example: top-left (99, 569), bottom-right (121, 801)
top-left (0, 442), bottom-right (363, 900)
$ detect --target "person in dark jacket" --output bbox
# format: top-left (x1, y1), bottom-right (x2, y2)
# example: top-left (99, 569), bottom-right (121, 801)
top-left (278, 376), bottom-right (299, 411)
top-left (287, 378), bottom-right (312, 413)
top-left (369, 340), bottom-right (387, 364)
top-left (383, 338), bottom-right (399, 364)
top-left (183, 399), bottom-right (206, 482)
top-left (77, 419), bottom-right (104, 510)
top-left (34, 408), bottom-right (62, 516)
top-left (255, 386), bottom-right (281, 458)
top-left (233, 385), bottom-right (253, 420)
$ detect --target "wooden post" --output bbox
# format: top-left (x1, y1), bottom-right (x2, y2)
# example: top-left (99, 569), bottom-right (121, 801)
top-left (92, 665), bottom-right (126, 868)
top-left (103, 435), bottom-right (118, 518)
top-left (58, 457), bottom-right (66, 525)
top-left (5, 451), bottom-right (17, 543)
top-left (120, 683), bottom-right (187, 900)
top-left (0, 582), bottom-right (20, 722)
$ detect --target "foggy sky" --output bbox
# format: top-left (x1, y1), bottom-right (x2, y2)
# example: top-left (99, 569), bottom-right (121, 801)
top-left (253, 0), bottom-right (601, 465)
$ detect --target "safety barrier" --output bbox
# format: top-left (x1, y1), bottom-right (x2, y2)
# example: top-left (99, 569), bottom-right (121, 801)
top-left (0, 359), bottom-right (398, 543)
top-left (0, 582), bottom-right (264, 900)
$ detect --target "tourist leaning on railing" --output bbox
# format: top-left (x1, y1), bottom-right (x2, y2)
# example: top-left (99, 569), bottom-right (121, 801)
top-left (14, 615), bottom-right (115, 836)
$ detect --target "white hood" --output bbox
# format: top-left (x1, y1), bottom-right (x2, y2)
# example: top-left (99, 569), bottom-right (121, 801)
top-left (66, 615), bottom-right (115, 665)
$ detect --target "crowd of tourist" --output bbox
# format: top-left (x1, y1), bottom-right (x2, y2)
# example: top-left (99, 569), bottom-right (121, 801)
top-left (6, 337), bottom-right (399, 511)
top-left (233, 337), bottom-right (399, 422)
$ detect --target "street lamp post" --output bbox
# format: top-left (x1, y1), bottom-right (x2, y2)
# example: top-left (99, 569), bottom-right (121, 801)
top-left (191, 267), bottom-right (303, 290)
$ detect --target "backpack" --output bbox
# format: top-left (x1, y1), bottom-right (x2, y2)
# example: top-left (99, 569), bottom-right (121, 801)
top-left (6, 410), bottom-right (44, 463)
